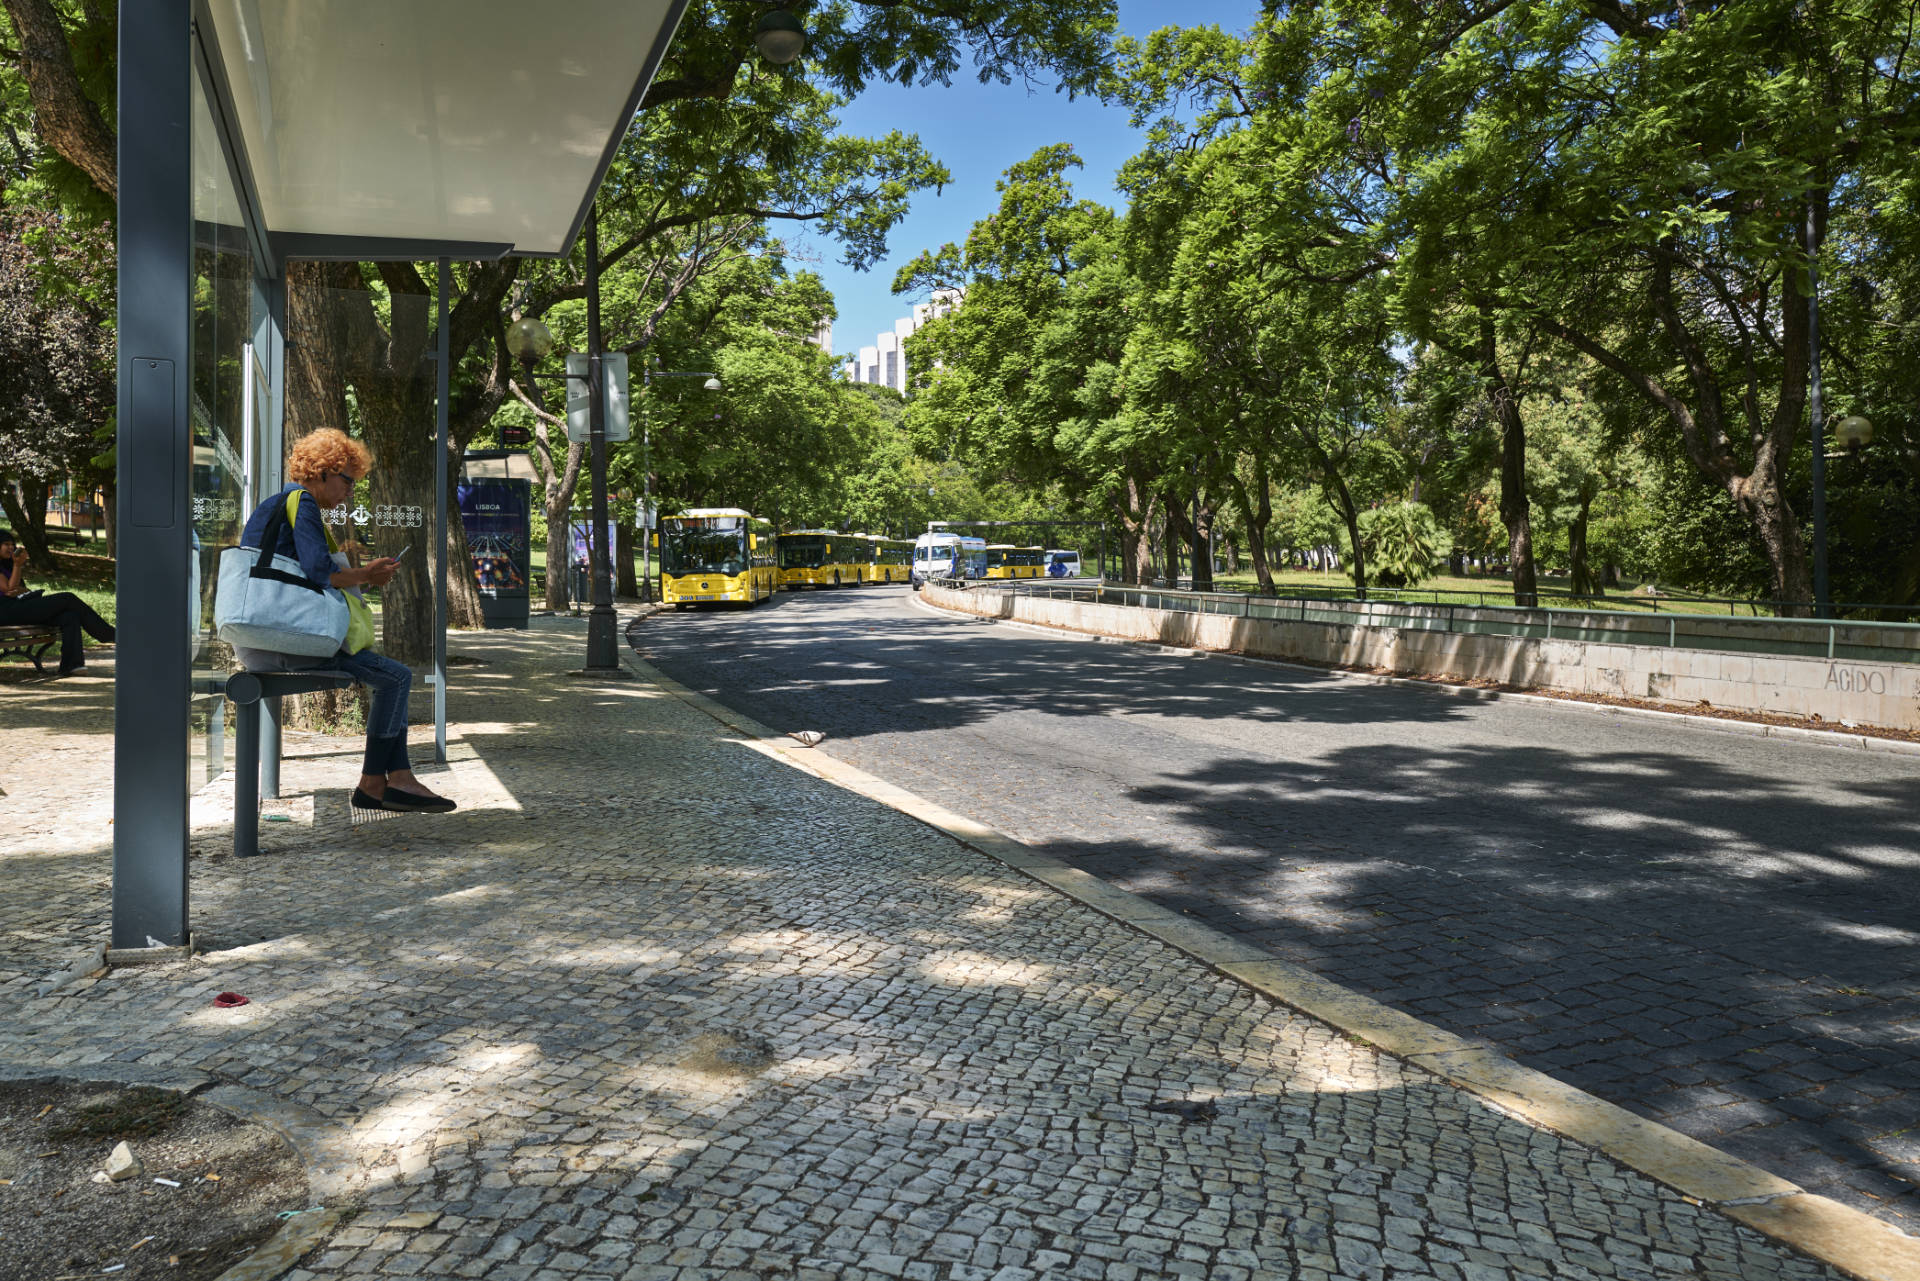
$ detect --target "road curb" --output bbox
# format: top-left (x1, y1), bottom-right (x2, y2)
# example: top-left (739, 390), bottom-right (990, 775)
top-left (0, 1062), bottom-right (357, 1280)
top-left (621, 641), bottom-right (1920, 1281)
top-left (910, 588), bottom-right (1920, 757)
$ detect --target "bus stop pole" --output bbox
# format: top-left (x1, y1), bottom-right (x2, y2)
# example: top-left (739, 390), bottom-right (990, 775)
top-left (111, 0), bottom-right (194, 948)
top-left (434, 257), bottom-right (451, 761)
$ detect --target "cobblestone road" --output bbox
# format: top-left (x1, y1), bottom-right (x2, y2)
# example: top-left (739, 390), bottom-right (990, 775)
top-left (634, 587), bottom-right (1920, 1231)
top-left (0, 621), bottom-right (1855, 1279)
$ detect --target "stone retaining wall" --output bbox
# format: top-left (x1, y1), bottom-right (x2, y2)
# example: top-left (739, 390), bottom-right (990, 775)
top-left (924, 583), bottom-right (1920, 733)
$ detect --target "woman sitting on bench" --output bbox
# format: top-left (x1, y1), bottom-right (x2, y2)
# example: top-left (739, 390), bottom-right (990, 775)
top-left (236, 429), bottom-right (455, 814)
top-left (0, 529), bottom-right (115, 677)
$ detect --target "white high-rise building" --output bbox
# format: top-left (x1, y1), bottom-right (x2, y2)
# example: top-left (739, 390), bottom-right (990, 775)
top-left (843, 288), bottom-right (961, 394)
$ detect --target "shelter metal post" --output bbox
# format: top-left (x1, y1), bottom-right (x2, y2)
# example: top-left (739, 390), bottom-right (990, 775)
top-left (112, 0), bottom-right (194, 948)
top-left (435, 258), bottom-right (451, 759)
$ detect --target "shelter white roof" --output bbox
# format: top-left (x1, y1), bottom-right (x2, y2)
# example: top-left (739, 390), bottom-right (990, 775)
top-left (201, 0), bottom-right (688, 261)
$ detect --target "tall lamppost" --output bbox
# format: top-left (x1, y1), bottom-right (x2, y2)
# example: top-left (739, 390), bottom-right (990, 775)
top-left (1805, 205), bottom-right (1877, 617)
top-left (505, 10), bottom-right (802, 656)
top-left (639, 365), bottom-right (722, 601)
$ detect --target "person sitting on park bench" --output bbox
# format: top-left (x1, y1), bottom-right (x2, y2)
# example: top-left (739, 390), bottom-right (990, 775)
top-left (0, 529), bottom-right (114, 677)
top-left (235, 429), bottom-right (455, 814)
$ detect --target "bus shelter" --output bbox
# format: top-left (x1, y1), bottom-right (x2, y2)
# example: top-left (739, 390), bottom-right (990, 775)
top-left (114, 1), bottom-right (690, 949)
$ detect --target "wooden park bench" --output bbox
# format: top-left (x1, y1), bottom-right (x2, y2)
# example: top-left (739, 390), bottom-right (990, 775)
top-left (0, 623), bottom-right (61, 673)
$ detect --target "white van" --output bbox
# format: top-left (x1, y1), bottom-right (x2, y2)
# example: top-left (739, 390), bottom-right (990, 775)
top-left (1044, 549), bottom-right (1083, 578)
top-left (912, 532), bottom-right (987, 587)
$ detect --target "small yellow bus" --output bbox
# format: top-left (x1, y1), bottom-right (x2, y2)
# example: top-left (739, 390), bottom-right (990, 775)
top-left (777, 530), bottom-right (862, 589)
top-left (658, 508), bottom-right (777, 606)
top-left (983, 544), bottom-right (1047, 578)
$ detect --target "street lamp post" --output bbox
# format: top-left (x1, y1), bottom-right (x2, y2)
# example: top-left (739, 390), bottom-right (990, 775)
top-left (1806, 206), bottom-right (1877, 619)
top-left (504, 12), bottom-right (800, 648)
top-left (580, 210), bottom-right (625, 672)
top-left (1808, 206), bottom-right (1832, 619)
top-left (500, 222), bottom-right (626, 667)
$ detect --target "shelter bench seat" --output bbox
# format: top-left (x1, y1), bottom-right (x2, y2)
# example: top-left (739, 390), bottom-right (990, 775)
top-left (226, 669), bottom-right (355, 858)
top-left (0, 624), bottom-right (60, 673)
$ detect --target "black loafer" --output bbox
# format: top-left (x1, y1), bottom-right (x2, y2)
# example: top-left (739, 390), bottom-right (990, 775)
top-left (351, 787), bottom-right (389, 811)
top-left (380, 789), bottom-right (456, 814)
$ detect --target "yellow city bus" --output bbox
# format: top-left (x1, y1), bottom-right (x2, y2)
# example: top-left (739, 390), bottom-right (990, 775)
top-left (869, 537), bottom-right (913, 584)
top-left (847, 533), bottom-right (881, 583)
top-left (983, 544), bottom-right (1047, 578)
top-left (657, 508), bottom-right (777, 606)
top-left (776, 529), bottom-right (862, 589)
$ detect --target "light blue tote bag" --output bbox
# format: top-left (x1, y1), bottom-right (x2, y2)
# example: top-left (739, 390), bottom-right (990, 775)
top-left (214, 491), bottom-right (349, 657)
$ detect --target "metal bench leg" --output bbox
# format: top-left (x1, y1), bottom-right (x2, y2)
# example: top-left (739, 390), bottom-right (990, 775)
top-left (234, 700), bottom-right (260, 859)
top-left (261, 694), bottom-right (283, 800)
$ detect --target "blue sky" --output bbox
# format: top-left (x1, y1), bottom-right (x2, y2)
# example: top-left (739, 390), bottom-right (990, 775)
top-left (803, 1), bottom-right (1259, 365)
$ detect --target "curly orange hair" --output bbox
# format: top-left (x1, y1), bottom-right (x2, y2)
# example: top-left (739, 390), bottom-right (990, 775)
top-left (287, 429), bottom-right (372, 483)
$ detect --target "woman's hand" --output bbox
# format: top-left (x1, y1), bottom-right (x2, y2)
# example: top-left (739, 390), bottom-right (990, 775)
top-left (332, 558), bottom-right (400, 589)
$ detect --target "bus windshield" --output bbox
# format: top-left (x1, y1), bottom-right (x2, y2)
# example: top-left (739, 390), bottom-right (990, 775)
top-left (779, 536), bottom-right (831, 569)
top-left (662, 527), bottom-right (746, 575)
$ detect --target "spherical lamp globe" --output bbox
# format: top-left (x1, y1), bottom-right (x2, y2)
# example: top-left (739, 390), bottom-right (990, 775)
top-left (754, 10), bottom-right (806, 64)
top-left (504, 317), bottom-right (555, 364)
top-left (1835, 414), bottom-right (1874, 452)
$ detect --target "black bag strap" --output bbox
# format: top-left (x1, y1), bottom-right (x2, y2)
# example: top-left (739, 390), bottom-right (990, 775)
top-left (249, 491), bottom-right (327, 595)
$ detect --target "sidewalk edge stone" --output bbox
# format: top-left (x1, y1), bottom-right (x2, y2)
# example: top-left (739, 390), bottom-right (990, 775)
top-left (212, 1208), bottom-right (345, 1281)
top-left (619, 639), bottom-right (1920, 1280)
top-left (1724, 1194), bottom-right (1920, 1281)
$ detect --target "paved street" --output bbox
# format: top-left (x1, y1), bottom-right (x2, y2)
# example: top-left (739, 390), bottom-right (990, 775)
top-left (0, 620), bottom-right (1860, 1279)
top-left (634, 586), bottom-right (1920, 1231)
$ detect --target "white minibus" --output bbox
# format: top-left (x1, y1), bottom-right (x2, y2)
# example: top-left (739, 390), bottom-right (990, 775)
top-left (911, 532), bottom-right (987, 587)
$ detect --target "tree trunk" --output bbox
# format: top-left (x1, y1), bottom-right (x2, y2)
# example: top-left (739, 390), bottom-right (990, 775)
top-left (99, 476), bottom-right (115, 558)
top-left (1478, 314), bottom-right (1538, 608)
top-left (1324, 474), bottom-right (1366, 598)
top-left (1163, 491), bottom-right (1193, 587)
top-left (615, 518), bottom-right (639, 598)
top-left (1568, 483), bottom-right (1598, 597)
top-left (1733, 471), bottom-right (1813, 612)
top-left (1117, 472), bottom-right (1157, 585)
top-left (539, 430), bottom-right (585, 612)
top-left (357, 371), bottom-right (438, 663)
top-left (1247, 511), bottom-right (1273, 595)
top-left (1, 475), bottom-right (50, 564)
top-left (443, 502), bottom-right (486, 629)
top-left (278, 263), bottom-right (366, 730)
top-left (1229, 459), bottom-right (1275, 594)
top-left (1188, 491), bottom-right (1214, 592)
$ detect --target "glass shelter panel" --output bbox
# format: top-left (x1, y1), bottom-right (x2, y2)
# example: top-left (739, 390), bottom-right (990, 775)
top-left (189, 57), bottom-right (260, 786)
top-left (284, 273), bottom-right (440, 662)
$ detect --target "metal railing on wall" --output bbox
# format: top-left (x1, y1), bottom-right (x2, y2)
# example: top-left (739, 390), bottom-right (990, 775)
top-left (935, 578), bottom-right (1920, 666)
top-left (1132, 577), bottom-right (1920, 621)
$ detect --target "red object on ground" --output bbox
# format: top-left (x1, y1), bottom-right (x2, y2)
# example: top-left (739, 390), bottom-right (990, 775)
top-left (212, 992), bottom-right (249, 1008)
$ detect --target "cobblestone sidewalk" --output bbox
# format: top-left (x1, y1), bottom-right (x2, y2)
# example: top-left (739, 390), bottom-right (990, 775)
top-left (0, 622), bottom-right (1849, 1279)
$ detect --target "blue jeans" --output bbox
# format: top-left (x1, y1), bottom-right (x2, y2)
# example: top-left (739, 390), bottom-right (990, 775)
top-left (318, 648), bottom-right (412, 775)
